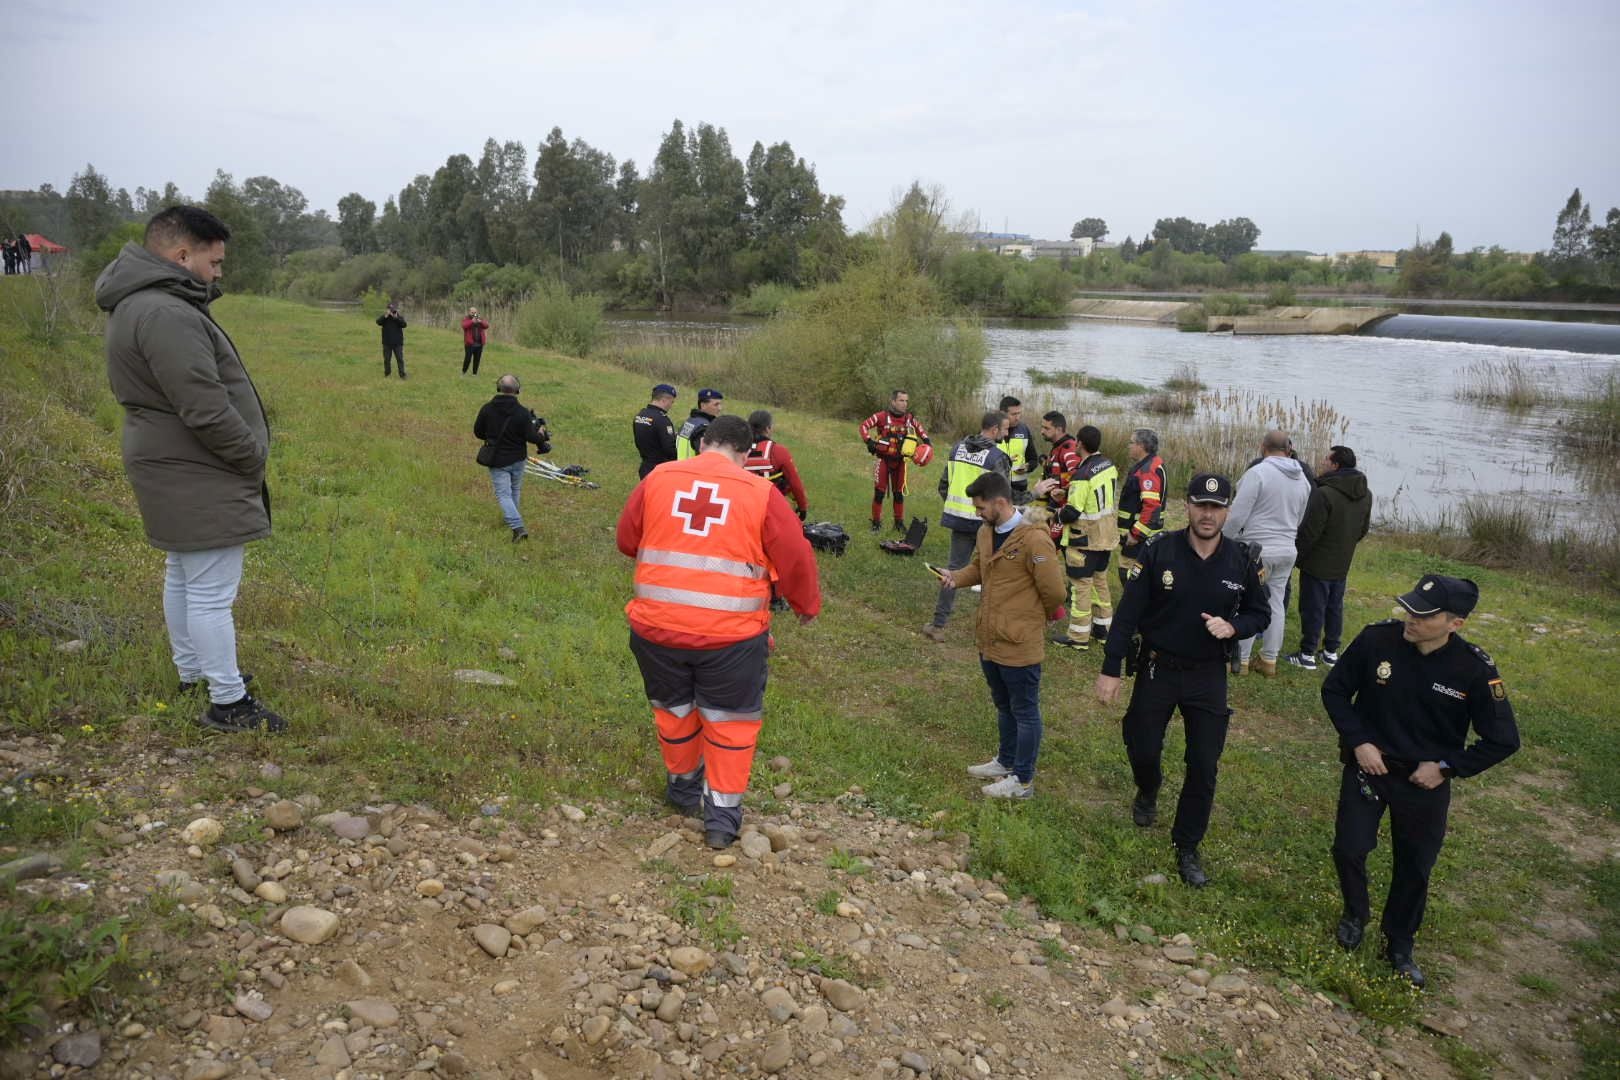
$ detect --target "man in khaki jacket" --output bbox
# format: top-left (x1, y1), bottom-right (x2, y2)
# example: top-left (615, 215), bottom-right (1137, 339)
top-left (940, 472), bottom-right (1067, 798)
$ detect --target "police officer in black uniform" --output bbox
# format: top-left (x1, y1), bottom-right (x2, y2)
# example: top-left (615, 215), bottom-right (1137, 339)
top-left (1321, 574), bottom-right (1519, 988)
top-left (1095, 473), bottom-right (1270, 888)
top-left (633, 383), bottom-right (679, 478)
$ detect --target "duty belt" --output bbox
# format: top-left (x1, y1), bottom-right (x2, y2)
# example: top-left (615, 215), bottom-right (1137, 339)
top-left (1142, 645), bottom-right (1223, 671)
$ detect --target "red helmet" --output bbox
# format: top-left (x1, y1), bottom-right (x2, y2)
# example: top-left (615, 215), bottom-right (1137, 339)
top-left (909, 441), bottom-right (934, 467)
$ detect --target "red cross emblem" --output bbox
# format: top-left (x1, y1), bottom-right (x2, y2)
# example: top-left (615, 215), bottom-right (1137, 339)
top-left (672, 481), bottom-right (730, 537)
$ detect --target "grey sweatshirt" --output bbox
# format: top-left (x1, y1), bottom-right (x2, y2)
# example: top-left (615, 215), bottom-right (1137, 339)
top-left (1223, 455), bottom-right (1311, 559)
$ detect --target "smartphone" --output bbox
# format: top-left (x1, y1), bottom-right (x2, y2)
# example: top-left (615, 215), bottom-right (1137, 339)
top-left (925, 562), bottom-right (948, 581)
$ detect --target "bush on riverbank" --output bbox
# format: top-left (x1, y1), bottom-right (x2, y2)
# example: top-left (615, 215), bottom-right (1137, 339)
top-left (730, 281), bottom-right (801, 317)
top-left (515, 282), bottom-right (605, 358)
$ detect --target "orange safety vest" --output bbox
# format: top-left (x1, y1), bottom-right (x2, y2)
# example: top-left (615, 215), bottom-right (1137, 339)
top-left (628, 455), bottom-right (774, 639)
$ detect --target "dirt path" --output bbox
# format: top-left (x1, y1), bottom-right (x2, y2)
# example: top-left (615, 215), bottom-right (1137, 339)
top-left (1, 726), bottom-right (1611, 1079)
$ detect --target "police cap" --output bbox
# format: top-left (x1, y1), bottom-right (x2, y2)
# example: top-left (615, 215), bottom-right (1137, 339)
top-left (1395, 574), bottom-right (1479, 617)
top-left (1187, 472), bottom-right (1233, 506)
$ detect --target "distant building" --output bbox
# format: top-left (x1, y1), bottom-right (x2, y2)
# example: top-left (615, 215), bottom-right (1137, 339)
top-left (1334, 250), bottom-right (1400, 270)
top-left (1033, 238), bottom-right (1093, 260)
top-left (1253, 249), bottom-right (1328, 261)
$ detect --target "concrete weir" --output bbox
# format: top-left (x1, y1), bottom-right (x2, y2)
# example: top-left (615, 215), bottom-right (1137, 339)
top-left (1066, 297), bottom-right (1392, 335)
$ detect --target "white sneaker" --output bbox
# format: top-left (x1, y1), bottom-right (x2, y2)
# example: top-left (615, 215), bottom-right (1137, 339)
top-left (970, 584), bottom-right (981, 593)
top-left (966, 757), bottom-right (1013, 779)
top-left (981, 776), bottom-right (1033, 799)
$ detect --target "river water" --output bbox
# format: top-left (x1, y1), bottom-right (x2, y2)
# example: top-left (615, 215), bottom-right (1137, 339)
top-left (608, 314), bottom-right (1620, 531)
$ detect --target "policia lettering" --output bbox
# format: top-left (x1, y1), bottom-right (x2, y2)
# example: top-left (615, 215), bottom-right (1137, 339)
top-left (1053, 427), bottom-right (1119, 649)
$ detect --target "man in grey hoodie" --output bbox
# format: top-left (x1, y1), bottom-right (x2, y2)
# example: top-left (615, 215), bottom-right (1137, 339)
top-left (1223, 430), bottom-right (1312, 676)
top-left (96, 206), bottom-right (287, 734)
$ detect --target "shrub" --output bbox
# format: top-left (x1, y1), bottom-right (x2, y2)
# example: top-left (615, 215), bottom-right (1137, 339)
top-left (358, 287), bottom-right (389, 321)
top-left (731, 281), bottom-right (800, 317)
top-left (1203, 294), bottom-right (1251, 316)
top-left (516, 282), bottom-right (605, 358)
top-left (1174, 304), bottom-right (1207, 332)
top-left (1266, 283), bottom-right (1298, 307)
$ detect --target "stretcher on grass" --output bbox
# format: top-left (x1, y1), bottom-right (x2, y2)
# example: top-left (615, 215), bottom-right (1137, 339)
top-left (525, 457), bottom-right (600, 489)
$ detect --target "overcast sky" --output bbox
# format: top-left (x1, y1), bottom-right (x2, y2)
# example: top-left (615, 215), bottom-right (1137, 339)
top-left (6, 0), bottom-right (1617, 253)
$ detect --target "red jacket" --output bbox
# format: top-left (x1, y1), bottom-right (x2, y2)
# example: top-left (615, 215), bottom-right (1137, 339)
top-left (858, 409), bottom-right (929, 459)
top-left (617, 452), bottom-right (821, 650)
top-left (461, 317), bottom-right (489, 346)
top-left (744, 438), bottom-right (809, 514)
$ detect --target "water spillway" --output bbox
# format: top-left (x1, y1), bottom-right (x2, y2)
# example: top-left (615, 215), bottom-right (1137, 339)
top-left (1362, 314), bottom-right (1620, 355)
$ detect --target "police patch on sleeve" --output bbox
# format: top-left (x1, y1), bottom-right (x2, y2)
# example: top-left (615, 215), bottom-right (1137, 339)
top-left (1489, 678), bottom-right (1506, 701)
top-left (1127, 564), bottom-right (1141, 580)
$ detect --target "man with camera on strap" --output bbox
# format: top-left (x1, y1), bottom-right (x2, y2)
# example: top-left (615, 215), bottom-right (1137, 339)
top-left (473, 375), bottom-right (549, 542)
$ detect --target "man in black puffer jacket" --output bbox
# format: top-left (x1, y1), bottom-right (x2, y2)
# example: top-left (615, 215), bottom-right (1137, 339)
top-left (1288, 445), bottom-right (1373, 671)
top-left (473, 375), bottom-right (550, 541)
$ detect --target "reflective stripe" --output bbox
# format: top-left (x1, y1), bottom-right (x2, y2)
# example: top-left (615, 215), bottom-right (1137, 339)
top-left (634, 584), bottom-right (768, 613)
top-left (703, 785), bottom-right (744, 807)
top-left (699, 706), bottom-right (763, 723)
top-left (659, 730), bottom-right (700, 745)
top-left (651, 700), bottom-right (696, 717)
top-left (639, 547), bottom-right (767, 581)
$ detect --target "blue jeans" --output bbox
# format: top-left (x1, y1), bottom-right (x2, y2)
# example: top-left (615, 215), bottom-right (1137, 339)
top-left (980, 658), bottom-right (1043, 783)
top-left (1298, 571), bottom-right (1347, 654)
top-left (489, 460), bottom-right (526, 531)
top-left (163, 546), bottom-right (246, 705)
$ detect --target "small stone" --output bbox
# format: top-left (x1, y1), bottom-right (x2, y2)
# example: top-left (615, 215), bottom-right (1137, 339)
top-left (1163, 945), bottom-right (1198, 964)
top-left (51, 1031), bottom-right (101, 1068)
top-left (1139, 872), bottom-right (1169, 886)
top-left (453, 668), bottom-right (515, 686)
top-left (761, 986), bottom-right (797, 1022)
top-left (582, 1015), bottom-right (611, 1044)
top-left (279, 906), bottom-right (340, 944)
top-left (645, 831), bottom-right (684, 858)
top-left (254, 881), bottom-right (287, 904)
top-left (712, 854), bottom-right (737, 868)
top-left (331, 814), bottom-right (371, 840)
top-left (655, 986), bottom-right (685, 1022)
top-left (336, 959), bottom-right (373, 989)
top-left (497, 646), bottom-right (519, 661)
top-left (120, 1022), bottom-right (146, 1038)
top-left (560, 804), bottom-right (587, 822)
top-left (505, 905), bottom-right (547, 936)
top-left (203, 1015), bottom-right (246, 1046)
top-left (345, 998), bottom-right (400, 1028)
top-left (820, 978), bottom-right (865, 1012)
top-left (669, 946), bottom-right (712, 975)
top-left (0, 853), bottom-right (63, 884)
top-left (773, 782), bottom-right (793, 799)
top-left (315, 1036), bottom-right (351, 1068)
top-left (799, 1005), bottom-right (829, 1035)
top-left (230, 858), bottom-right (260, 891)
top-left (769, 756), bottom-right (792, 772)
top-left (262, 800), bottom-right (303, 831)
top-left (1209, 973), bottom-right (1249, 995)
top-left (835, 901), bottom-right (861, 919)
top-left (232, 994), bottom-right (273, 1022)
top-left (493, 979), bottom-right (521, 996)
top-left (55, 638), bottom-right (87, 654)
top-left (762, 1029), bottom-right (792, 1072)
top-left (184, 1061), bottom-right (232, 1080)
top-left (417, 878), bottom-right (445, 897)
top-left (474, 924), bottom-right (512, 957)
top-left (258, 762), bottom-right (283, 781)
top-left (740, 833), bottom-right (772, 860)
top-left (181, 818), bottom-right (223, 846)
top-left (900, 1050), bottom-right (931, 1074)
top-left (896, 933), bottom-right (928, 950)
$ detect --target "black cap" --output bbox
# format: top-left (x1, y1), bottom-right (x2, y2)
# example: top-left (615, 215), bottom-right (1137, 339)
top-left (652, 383), bottom-right (677, 398)
top-left (1395, 574), bottom-right (1479, 617)
top-left (1187, 472), bottom-right (1233, 506)
top-left (698, 388), bottom-right (724, 402)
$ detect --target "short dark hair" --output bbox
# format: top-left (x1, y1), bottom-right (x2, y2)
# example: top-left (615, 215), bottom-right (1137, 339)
top-left (890, 389), bottom-right (908, 402)
top-left (1329, 444), bottom-right (1356, 469)
top-left (981, 410), bottom-right (1006, 433)
top-left (701, 413), bottom-right (753, 454)
top-left (1077, 424), bottom-right (1102, 453)
top-left (1042, 411), bottom-right (1067, 431)
top-left (998, 395), bottom-right (1021, 411)
top-left (965, 471), bottom-right (1013, 502)
top-left (748, 409), bottom-right (773, 439)
top-left (144, 206), bottom-right (230, 251)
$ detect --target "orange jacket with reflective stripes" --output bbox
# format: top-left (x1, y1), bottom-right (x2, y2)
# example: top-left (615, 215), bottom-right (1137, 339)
top-left (622, 454), bottom-right (776, 643)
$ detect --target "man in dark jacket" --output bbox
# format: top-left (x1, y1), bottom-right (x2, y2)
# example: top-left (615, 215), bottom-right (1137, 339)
top-left (376, 301), bottom-right (407, 379)
top-left (923, 411), bottom-right (1010, 642)
top-left (473, 375), bottom-right (550, 541)
top-left (633, 384), bottom-right (679, 478)
top-left (96, 206), bottom-right (286, 734)
top-left (1287, 446), bottom-right (1372, 671)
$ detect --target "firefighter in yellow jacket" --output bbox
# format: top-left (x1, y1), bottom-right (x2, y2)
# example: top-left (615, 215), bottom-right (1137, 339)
top-left (1051, 424), bottom-right (1119, 650)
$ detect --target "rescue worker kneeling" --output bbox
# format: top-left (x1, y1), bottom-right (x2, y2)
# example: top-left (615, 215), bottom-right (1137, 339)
top-left (616, 414), bottom-right (822, 849)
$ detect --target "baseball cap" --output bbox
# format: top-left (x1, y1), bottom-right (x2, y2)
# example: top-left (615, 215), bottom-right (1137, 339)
top-left (698, 388), bottom-right (724, 402)
top-left (652, 383), bottom-right (677, 398)
top-left (1395, 574), bottom-right (1479, 618)
top-left (1187, 472), bottom-right (1233, 506)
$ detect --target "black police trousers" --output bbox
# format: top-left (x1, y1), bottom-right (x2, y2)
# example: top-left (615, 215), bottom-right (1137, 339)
top-left (1331, 764), bottom-right (1450, 952)
top-left (1120, 657), bottom-right (1230, 849)
top-left (383, 344), bottom-right (404, 377)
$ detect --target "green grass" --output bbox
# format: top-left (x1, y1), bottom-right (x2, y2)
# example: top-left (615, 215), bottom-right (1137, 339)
top-left (2, 281), bottom-right (1618, 1064)
top-left (824, 848), bottom-right (871, 875)
top-left (1024, 367), bottom-right (1149, 396)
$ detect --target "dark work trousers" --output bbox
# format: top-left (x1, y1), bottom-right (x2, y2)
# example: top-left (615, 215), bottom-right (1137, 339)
top-left (1331, 764), bottom-right (1450, 952)
top-left (383, 344), bottom-right (405, 377)
top-left (628, 631), bottom-right (769, 839)
top-left (1298, 571), bottom-right (1347, 655)
top-left (931, 529), bottom-right (980, 627)
top-left (462, 344), bottom-right (484, 374)
top-left (1120, 657), bottom-right (1231, 849)
top-left (981, 659), bottom-right (1043, 782)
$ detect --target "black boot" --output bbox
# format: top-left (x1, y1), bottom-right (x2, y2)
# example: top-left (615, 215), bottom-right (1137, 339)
top-left (1131, 791), bottom-right (1158, 827)
top-left (1175, 846), bottom-right (1209, 888)
top-left (1336, 913), bottom-right (1365, 951)
top-left (1386, 947), bottom-right (1425, 988)
top-left (705, 830), bottom-right (736, 850)
top-left (200, 694), bottom-right (287, 734)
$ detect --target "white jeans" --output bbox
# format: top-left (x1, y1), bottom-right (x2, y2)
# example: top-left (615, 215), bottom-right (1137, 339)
top-left (1238, 553), bottom-right (1295, 663)
top-left (163, 546), bottom-right (246, 704)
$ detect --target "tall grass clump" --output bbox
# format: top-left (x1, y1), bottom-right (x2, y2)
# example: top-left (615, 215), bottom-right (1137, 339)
top-left (515, 282), bottom-right (604, 358)
top-left (1455, 358), bottom-right (1551, 409)
top-left (1265, 283), bottom-right (1298, 308)
top-left (1203, 294), bottom-right (1251, 316)
top-left (1163, 362), bottom-right (1205, 392)
top-left (1568, 373), bottom-right (1620, 450)
top-left (731, 281), bottom-right (800, 317)
top-left (1174, 303), bottom-right (1207, 333)
top-left (1023, 368), bottom-right (1148, 396)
